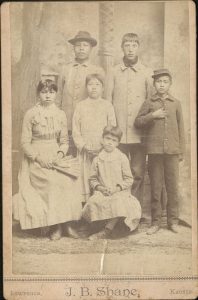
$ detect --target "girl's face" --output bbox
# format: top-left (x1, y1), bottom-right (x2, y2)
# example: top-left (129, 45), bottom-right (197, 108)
top-left (87, 78), bottom-right (103, 99)
top-left (39, 88), bottom-right (57, 106)
top-left (102, 134), bottom-right (119, 153)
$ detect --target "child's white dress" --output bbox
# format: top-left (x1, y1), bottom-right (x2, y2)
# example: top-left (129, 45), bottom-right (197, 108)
top-left (72, 97), bottom-right (116, 201)
top-left (82, 148), bottom-right (142, 231)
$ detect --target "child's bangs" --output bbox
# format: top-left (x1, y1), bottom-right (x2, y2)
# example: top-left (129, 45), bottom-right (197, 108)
top-left (124, 37), bottom-right (139, 44)
top-left (37, 80), bottom-right (58, 93)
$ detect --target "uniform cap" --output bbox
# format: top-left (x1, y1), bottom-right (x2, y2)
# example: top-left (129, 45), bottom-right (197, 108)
top-left (152, 68), bottom-right (172, 79)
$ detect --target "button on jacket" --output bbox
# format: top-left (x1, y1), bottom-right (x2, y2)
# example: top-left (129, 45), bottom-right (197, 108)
top-left (134, 93), bottom-right (185, 154)
top-left (58, 61), bottom-right (104, 131)
top-left (106, 60), bottom-right (153, 144)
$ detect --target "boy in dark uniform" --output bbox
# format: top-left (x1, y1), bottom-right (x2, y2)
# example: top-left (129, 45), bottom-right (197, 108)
top-left (134, 69), bottom-right (185, 234)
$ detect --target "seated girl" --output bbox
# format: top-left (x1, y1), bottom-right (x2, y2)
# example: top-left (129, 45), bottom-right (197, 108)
top-left (13, 79), bottom-right (82, 240)
top-left (82, 126), bottom-right (142, 239)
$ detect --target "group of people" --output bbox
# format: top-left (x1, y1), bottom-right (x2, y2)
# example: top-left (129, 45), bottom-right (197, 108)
top-left (13, 31), bottom-right (185, 240)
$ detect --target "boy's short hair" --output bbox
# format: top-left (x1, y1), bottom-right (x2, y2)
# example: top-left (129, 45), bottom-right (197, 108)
top-left (37, 79), bottom-right (58, 93)
top-left (121, 33), bottom-right (139, 47)
top-left (86, 73), bottom-right (104, 86)
top-left (102, 126), bottom-right (123, 142)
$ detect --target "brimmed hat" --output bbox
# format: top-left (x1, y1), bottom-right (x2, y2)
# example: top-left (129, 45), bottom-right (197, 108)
top-left (152, 68), bottom-right (172, 79)
top-left (68, 31), bottom-right (97, 47)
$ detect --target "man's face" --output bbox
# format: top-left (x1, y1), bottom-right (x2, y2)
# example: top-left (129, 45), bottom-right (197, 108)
top-left (122, 41), bottom-right (139, 61)
top-left (154, 75), bottom-right (172, 95)
top-left (74, 41), bottom-right (92, 61)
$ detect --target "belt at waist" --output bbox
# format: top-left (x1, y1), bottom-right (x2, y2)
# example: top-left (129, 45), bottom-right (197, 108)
top-left (32, 139), bottom-right (57, 144)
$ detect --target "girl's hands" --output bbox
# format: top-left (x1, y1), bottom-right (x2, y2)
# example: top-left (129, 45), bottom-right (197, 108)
top-left (35, 155), bottom-right (53, 169)
top-left (96, 185), bottom-right (111, 196)
top-left (96, 185), bottom-right (122, 196)
top-left (52, 151), bottom-right (64, 166)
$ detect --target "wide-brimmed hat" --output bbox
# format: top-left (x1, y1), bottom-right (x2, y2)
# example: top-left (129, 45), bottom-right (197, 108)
top-left (152, 68), bottom-right (172, 79)
top-left (68, 31), bottom-right (97, 47)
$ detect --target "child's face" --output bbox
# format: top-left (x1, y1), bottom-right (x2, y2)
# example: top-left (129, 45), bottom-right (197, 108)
top-left (154, 75), bottom-right (172, 95)
top-left (87, 78), bottom-right (103, 99)
top-left (102, 134), bottom-right (119, 153)
top-left (122, 41), bottom-right (139, 61)
top-left (74, 41), bottom-right (92, 61)
top-left (39, 88), bottom-right (57, 105)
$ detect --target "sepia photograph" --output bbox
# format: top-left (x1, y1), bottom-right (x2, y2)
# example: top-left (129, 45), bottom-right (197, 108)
top-left (2, 1), bottom-right (197, 299)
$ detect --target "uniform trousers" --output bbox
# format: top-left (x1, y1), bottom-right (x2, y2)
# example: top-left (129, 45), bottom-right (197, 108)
top-left (148, 154), bottom-right (179, 226)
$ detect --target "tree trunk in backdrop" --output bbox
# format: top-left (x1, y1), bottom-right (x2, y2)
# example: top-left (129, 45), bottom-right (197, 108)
top-left (12, 2), bottom-right (45, 151)
top-left (99, 2), bottom-right (115, 97)
top-left (11, 3), bottom-right (50, 194)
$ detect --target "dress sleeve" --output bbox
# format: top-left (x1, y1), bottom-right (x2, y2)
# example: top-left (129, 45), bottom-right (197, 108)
top-left (89, 157), bottom-right (101, 190)
top-left (134, 100), bottom-right (155, 128)
top-left (72, 104), bottom-right (86, 152)
top-left (118, 154), bottom-right (133, 190)
top-left (59, 111), bottom-right (69, 155)
top-left (107, 103), bottom-right (117, 126)
top-left (176, 101), bottom-right (185, 154)
top-left (21, 110), bottom-right (38, 161)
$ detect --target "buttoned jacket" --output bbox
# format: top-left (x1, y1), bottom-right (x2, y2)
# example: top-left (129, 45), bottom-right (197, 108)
top-left (106, 60), bottom-right (153, 144)
top-left (134, 93), bottom-right (185, 154)
top-left (58, 60), bottom-right (104, 131)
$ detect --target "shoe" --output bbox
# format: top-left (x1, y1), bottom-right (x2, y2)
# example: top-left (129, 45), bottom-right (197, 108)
top-left (88, 229), bottom-right (111, 240)
top-left (66, 225), bottom-right (79, 239)
top-left (50, 224), bottom-right (62, 240)
top-left (146, 225), bottom-right (160, 235)
top-left (169, 224), bottom-right (179, 233)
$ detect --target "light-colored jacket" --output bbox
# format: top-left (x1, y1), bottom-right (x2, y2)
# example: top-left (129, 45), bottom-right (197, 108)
top-left (58, 60), bottom-right (104, 131)
top-left (106, 60), bottom-right (153, 144)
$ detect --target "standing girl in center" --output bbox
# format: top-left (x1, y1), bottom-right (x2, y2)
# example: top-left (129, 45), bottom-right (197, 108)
top-left (72, 73), bottom-right (116, 202)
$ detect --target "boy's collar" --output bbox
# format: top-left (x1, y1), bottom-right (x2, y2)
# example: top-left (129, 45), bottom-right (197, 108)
top-left (120, 58), bottom-right (142, 71)
top-left (151, 93), bottom-right (175, 101)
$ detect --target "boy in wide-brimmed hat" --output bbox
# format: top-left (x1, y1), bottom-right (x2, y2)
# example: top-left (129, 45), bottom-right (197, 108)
top-left (58, 31), bottom-right (104, 156)
top-left (134, 68), bottom-right (185, 234)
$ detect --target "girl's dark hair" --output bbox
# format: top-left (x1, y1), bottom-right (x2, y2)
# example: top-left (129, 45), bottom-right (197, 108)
top-left (37, 79), bottom-right (58, 93)
top-left (85, 73), bottom-right (104, 86)
top-left (102, 125), bottom-right (123, 142)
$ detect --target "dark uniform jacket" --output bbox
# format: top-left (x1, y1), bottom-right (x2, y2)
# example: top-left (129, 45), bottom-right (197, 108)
top-left (134, 93), bottom-right (185, 155)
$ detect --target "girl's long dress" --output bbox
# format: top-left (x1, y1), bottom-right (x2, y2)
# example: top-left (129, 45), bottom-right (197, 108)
top-left (82, 149), bottom-right (142, 231)
top-left (72, 97), bottom-right (116, 202)
top-left (13, 103), bottom-right (82, 230)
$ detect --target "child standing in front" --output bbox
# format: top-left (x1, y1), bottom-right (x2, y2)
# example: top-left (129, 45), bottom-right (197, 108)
top-left (72, 74), bottom-right (116, 202)
top-left (134, 69), bottom-right (185, 234)
top-left (82, 126), bottom-right (142, 239)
